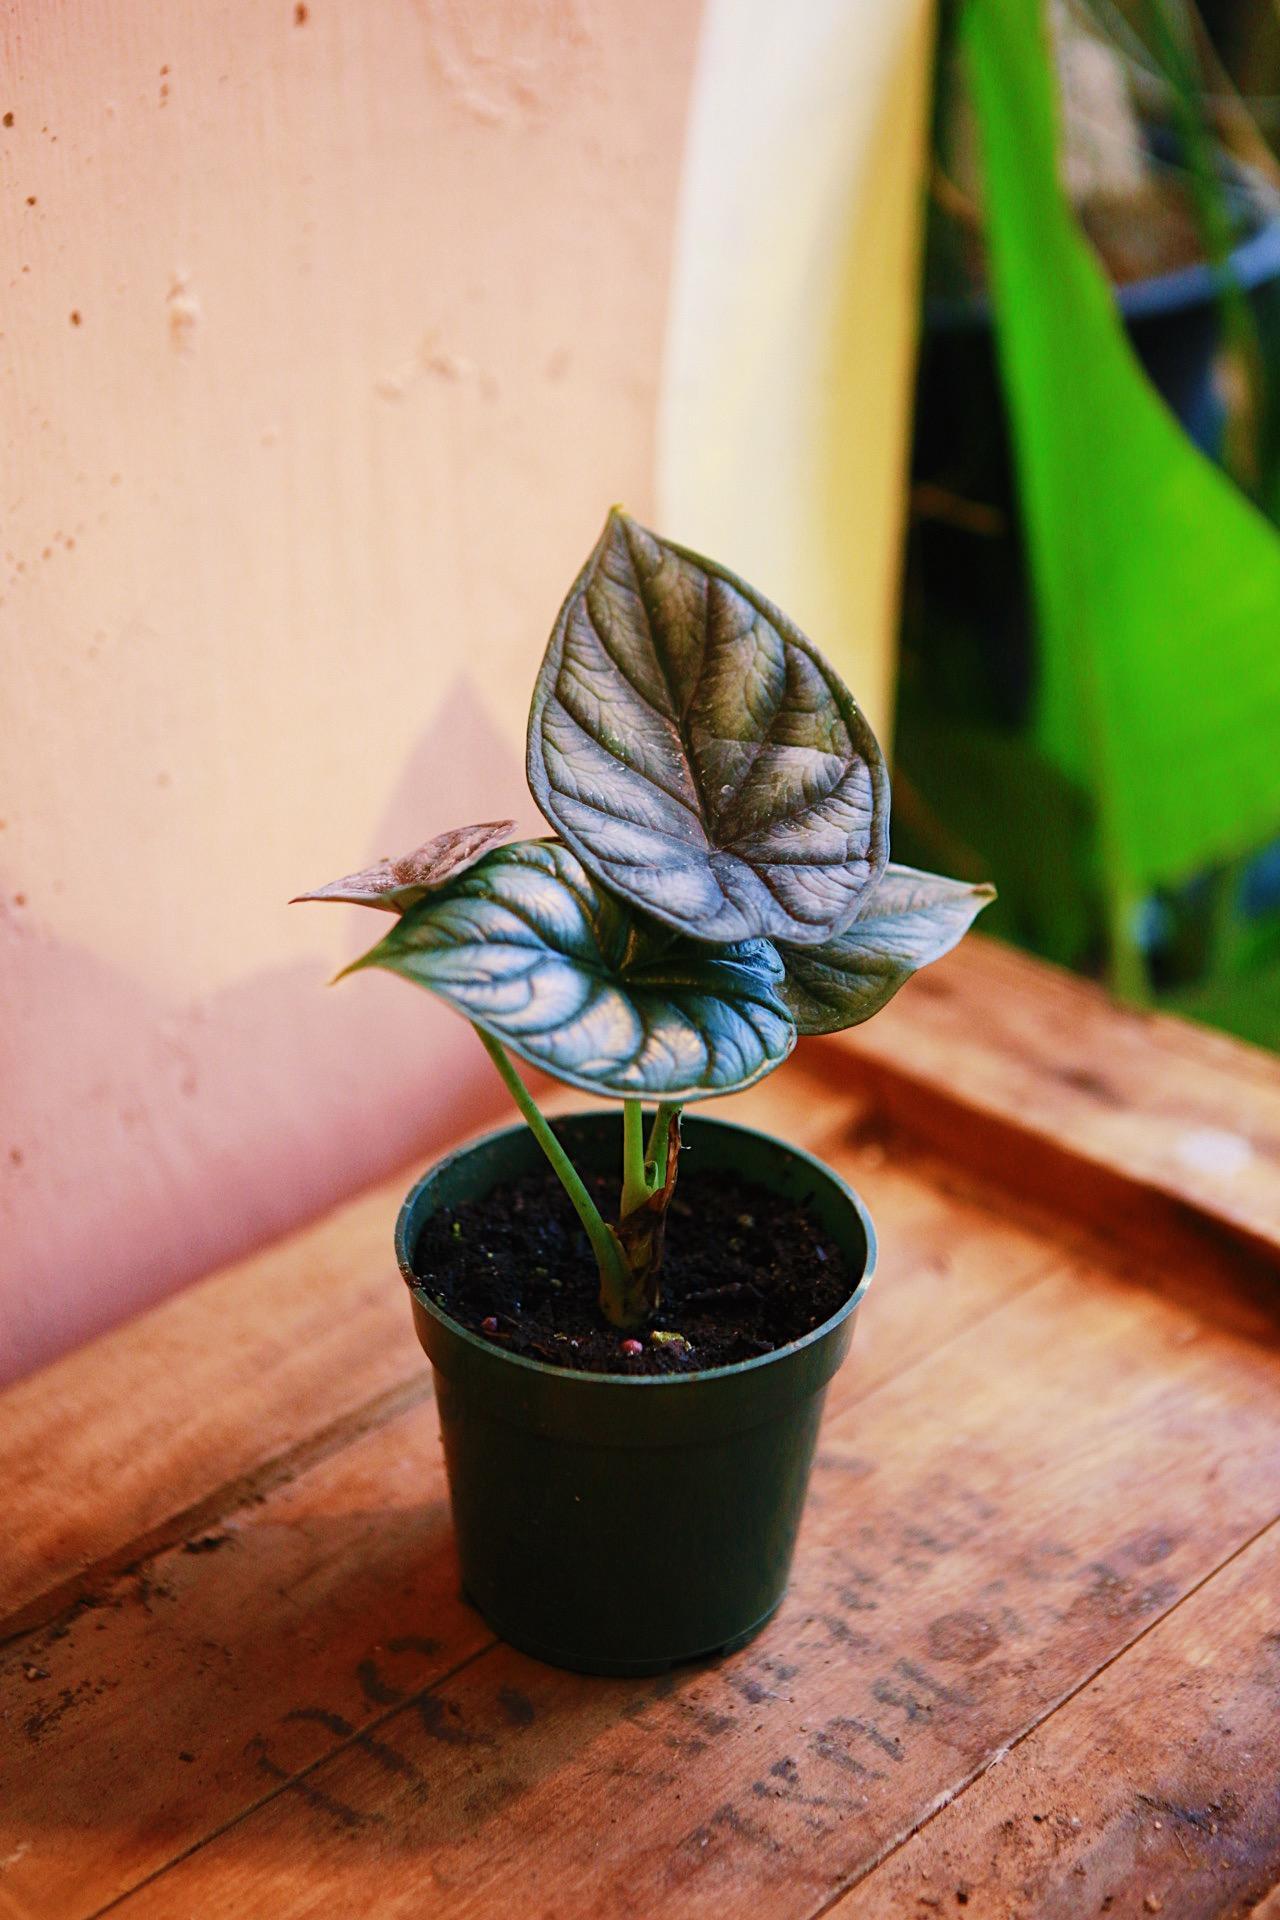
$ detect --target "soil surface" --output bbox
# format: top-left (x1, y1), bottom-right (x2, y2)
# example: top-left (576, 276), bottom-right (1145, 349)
top-left (410, 1158), bottom-right (856, 1376)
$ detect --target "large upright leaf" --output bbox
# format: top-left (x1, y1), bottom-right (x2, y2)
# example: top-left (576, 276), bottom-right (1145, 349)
top-left (291, 822), bottom-right (514, 913)
top-left (345, 839), bottom-right (796, 1101)
top-left (963, 0), bottom-right (1280, 894)
top-left (527, 509), bottom-right (889, 948)
top-left (778, 863), bottom-right (995, 1035)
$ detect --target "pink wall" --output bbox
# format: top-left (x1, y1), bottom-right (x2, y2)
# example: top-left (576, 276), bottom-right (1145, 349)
top-left (0, 0), bottom-right (702, 1382)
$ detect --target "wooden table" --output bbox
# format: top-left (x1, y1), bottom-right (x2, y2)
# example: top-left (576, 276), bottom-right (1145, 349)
top-left (3, 938), bottom-right (1280, 1919)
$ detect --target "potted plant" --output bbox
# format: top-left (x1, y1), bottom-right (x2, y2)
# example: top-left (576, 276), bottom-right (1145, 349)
top-left (295, 509), bottom-right (993, 1674)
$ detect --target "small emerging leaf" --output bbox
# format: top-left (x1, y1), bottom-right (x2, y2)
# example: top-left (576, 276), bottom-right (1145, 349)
top-left (778, 864), bottom-right (995, 1035)
top-left (291, 821), bottom-right (515, 913)
top-left (346, 839), bottom-right (797, 1101)
top-left (528, 509), bottom-right (889, 948)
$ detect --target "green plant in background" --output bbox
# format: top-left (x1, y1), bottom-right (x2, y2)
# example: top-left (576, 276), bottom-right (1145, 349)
top-left (897, 0), bottom-right (1280, 1039)
top-left (296, 511), bottom-right (992, 1329)
top-left (963, 0), bottom-right (1280, 1006)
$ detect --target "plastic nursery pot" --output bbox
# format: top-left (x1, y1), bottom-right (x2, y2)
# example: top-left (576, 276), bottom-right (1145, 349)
top-left (395, 1111), bottom-right (876, 1677)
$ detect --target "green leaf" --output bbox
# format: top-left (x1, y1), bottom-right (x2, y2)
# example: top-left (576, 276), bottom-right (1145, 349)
top-left (346, 839), bottom-right (797, 1100)
top-left (527, 508), bottom-right (889, 948)
top-left (291, 821), bottom-right (515, 913)
top-left (962, 0), bottom-right (1280, 897)
top-left (778, 863), bottom-right (995, 1035)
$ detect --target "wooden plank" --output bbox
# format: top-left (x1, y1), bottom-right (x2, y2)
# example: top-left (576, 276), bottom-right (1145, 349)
top-left (96, 1252), bottom-right (1280, 1919)
top-left (847, 1522), bottom-right (1280, 1919)
top-left (834, 935), bottom-right (1280, 1262)
top-left (0, 1166), bottom-right (425, 1640)
top-left (0, 1398), bottom-right (487, 1920)
top-left (0, 1124), bottom-right (1059, 1918)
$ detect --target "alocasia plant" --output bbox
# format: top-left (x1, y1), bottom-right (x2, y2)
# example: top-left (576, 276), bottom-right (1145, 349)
top-left (296, 510), bottom-right (993, 1328)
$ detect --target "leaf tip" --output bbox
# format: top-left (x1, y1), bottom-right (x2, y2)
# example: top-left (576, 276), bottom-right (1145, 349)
top-left (329, 952), bottom-right (374, 987)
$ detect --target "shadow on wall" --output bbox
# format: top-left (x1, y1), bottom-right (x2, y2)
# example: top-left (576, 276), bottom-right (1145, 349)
top-left (0, 682), bottom-right (542, 1385)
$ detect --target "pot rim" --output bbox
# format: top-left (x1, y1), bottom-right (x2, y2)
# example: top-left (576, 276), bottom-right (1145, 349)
top-left (395, 1111), bottom-right (876, 1391)
top-left (926, 158), bottom-right (1280, 332)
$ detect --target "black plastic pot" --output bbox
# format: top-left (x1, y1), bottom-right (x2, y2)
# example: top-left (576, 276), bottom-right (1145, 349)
top-left (395, 1112), bottom-right (876, 1676)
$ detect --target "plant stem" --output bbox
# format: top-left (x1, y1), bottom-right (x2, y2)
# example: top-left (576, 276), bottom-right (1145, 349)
top-left (645, 1102), bottom-right (682, 1188)
top-left (621, 1099), bottom-right (650, 1216)
top-left (473, 1028), bottom-right (630, 1309)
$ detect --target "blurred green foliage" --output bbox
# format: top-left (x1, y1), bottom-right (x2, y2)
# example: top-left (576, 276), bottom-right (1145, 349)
top-left (896, 0), bottom-right (1280, 1044)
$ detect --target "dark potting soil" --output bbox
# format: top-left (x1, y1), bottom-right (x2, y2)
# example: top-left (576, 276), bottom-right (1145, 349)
top-left (410, 1159), bottom-right (855, 1376)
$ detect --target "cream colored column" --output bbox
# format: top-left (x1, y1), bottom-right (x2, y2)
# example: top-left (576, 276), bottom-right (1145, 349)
top-left (658, 0), bottom-right (935, 740)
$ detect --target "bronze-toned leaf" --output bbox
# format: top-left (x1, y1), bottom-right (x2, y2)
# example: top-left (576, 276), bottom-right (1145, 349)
top-left (291, 820), bottom-right (515, 913)
top-left (527, 508), bottom-right (889, 946)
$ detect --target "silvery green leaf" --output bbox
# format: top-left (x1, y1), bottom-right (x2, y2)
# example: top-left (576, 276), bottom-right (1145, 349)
top-left (527, 509), bottom-right (889, 948)
top-left (346, 839), bottom-right (796, 1100)
top-left (291, 821), bottom-right (515, 913)
top-left (778, 864), bottom-right (995, 1035)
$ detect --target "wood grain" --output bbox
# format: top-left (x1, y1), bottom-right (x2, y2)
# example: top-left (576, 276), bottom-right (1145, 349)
top-left (846, 1522), bottom-right (1280, 1919)
top-left (835, 936), bottom-right (1280, 1262)
top-left (91, 1249), bottom-right (1280, 1918)
top-left (0, 1397), bottom-right (485, 1919)
top-left (0, 1166), bottom-right (423, 1640)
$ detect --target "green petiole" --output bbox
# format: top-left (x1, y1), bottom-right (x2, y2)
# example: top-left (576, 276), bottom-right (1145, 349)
top-left (475, 1037), bottom-right (687, 1331)
top-left (621, 1099), bottom-right (650, 1217)
top-left (474, 1028), bottom-right (633, 1319)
